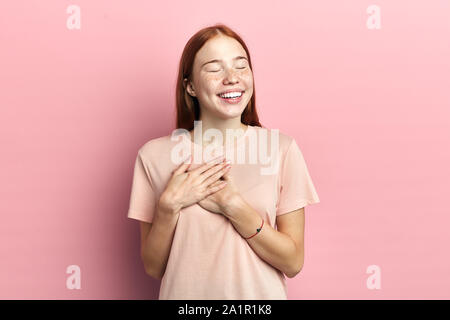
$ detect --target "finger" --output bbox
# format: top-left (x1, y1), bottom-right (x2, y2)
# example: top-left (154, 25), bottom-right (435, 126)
top-left (173, 155), bottom-right (192, 175)
top-left (198, 161), bottom-right (229, 183)
top-left (190, 155), bottom-right (225, 176)
top-left (202, 163), bottom-right (231, 186)
top-left (210, 180), bottom-right (224, 187)
top-left (206, 180), bottom-right (227, 195)
top-left (222, 168), bottom-right (232, 181)
top-left (211, 179), bottom-right (228, 188)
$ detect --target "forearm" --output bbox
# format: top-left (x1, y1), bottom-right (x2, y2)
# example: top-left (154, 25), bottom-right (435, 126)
top-left (225, 197), bottom-right (303, 278)
top-left (141, 201), bottom-right (180, 280)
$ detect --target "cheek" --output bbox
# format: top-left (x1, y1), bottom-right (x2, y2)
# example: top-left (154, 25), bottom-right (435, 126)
top-left (202, 70), bottom-right (254, 90)
top-left (204, 74), bottom-right (223, 82)
top-left (201, 75), bottom-right (222, 95)
top-left (196, 75), bottom-right (221, 97)
top-left (241, 68), bottom-right (252, 76)
top-left (240, 69), bottom-right (253, 84)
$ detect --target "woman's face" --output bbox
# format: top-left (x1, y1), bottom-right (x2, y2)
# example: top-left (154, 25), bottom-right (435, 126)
top-left (185, 35), bottom-right (254, 120)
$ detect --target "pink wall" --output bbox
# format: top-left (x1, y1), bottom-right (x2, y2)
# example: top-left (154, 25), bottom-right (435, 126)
top-left (1, 0), bottom-right (449, 299)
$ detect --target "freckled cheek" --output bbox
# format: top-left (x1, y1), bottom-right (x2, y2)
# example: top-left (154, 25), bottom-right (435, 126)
top-left (202, 70), bottom-right (253, 90)
top-left (202, 75), bottom-right (223, 94)
top-left (204, 74), bottom-right (222, 82)
top-left (196, 76), bottom-right (219, 98)
top-left (241, 71), bottom-right (254, 88)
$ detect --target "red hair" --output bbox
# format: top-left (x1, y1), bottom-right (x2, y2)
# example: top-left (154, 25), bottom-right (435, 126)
top-left (175, 23), bottom-right (263, 131)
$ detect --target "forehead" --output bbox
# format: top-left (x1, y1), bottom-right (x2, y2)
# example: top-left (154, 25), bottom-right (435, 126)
top-left (195, 36), bottom-right (247, 64)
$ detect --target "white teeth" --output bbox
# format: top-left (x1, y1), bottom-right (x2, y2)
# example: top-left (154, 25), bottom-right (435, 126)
top-left (219, 91), bottom-right (243, 98)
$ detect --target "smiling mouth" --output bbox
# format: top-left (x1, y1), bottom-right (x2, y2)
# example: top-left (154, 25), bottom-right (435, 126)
top-left (216, 91), bottom-right (245, 99)
top-left (216, 91), bottom-right (245, 105)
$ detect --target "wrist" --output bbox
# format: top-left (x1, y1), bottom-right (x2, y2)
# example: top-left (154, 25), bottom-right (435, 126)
top-left (222, 194), bottom-right (245, 218)
top-left (157, 195), bottom-right (181, 216)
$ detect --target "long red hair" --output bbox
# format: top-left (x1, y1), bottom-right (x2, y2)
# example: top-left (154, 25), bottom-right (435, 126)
top-left (175, 23), bottom-right (263, 131)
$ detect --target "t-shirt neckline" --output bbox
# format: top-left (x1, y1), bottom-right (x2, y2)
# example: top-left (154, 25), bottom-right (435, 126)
top-left (183, 125), bottom-right (253, 150)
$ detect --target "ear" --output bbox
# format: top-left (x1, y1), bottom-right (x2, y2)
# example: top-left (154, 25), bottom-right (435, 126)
top-left (184, 78), bottom-right (196, 97)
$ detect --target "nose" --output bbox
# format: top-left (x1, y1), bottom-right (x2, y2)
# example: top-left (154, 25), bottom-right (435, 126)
top-left (223, 67), bottom-right (239, 84)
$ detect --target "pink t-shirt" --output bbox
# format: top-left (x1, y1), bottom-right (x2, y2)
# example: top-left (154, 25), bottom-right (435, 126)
top-left (127, 125), bottom-right (320, 299)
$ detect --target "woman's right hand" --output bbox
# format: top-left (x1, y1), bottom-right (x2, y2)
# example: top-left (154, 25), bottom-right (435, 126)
top-left (157, 155), bottom-right (231, 216)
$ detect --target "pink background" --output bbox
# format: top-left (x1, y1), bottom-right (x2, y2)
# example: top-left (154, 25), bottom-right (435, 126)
top-left (1, 0), bottom-right (449, 299)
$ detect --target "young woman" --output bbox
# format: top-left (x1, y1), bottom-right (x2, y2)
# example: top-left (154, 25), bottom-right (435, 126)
top-left (127, 24), bottom-right (320, 300)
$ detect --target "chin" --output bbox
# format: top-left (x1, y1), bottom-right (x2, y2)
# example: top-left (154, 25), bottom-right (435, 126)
top-left (216, 105), bottom-right (247, 118)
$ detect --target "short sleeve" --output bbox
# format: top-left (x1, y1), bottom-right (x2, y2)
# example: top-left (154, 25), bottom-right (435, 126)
top-left (127, 150), bottom-right (157, 223)
top-left (276, 138), bottom-right (320, 216)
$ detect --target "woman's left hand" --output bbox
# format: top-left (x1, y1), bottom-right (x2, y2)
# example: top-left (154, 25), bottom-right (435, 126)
top-left (198, 168), bottom-right (241, 217)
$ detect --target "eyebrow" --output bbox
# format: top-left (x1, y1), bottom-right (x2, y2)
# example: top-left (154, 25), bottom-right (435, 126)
top-left (201, 56), bottom-right (248, 68)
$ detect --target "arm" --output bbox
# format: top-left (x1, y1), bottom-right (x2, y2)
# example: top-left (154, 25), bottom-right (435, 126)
top-left (140, 199), bottom-right (180, 280)
top-left (139, 155), bottom-right (229, 280)
top-left (224, 197), bottom-right (305, 278)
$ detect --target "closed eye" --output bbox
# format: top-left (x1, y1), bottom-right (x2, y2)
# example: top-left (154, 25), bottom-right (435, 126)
top-left (208, 67), bottom-right (246, 72)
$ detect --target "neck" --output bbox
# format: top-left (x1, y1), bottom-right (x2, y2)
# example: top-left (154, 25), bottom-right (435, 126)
top-left (188, 118), bottom-right (248, 147)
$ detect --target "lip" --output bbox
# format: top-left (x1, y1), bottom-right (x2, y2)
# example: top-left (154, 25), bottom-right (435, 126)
top-left (217, 89), bottom-right (245, 96)
top-left (217, 92), bottom-right (243, 104)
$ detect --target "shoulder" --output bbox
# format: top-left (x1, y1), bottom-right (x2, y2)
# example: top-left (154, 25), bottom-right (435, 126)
top-left (136, 128), bottom-right (189, 163)
top-left (252, 125), bottom-right (295, 153)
